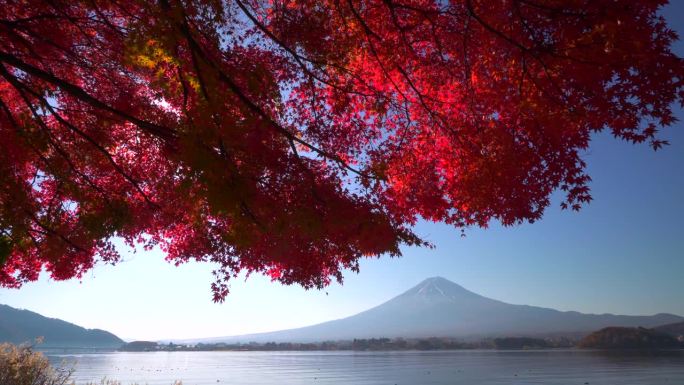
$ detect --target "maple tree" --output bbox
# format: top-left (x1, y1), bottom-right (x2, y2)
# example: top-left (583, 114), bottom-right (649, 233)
top-left (0, 0), bottom-right (682, 301)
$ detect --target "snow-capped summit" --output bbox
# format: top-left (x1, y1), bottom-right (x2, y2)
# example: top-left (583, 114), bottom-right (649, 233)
top-left (187, 277), bottom-right (683, 343)
top-left (404, 276), bottom-right (486, 301)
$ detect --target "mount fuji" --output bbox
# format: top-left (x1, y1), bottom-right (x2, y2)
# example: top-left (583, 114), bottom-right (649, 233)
top-left (186, 277), bottom-right (682, 343)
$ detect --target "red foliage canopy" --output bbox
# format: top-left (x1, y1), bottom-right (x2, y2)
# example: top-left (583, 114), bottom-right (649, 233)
top-left (0, 0), bottom-right (681, 300)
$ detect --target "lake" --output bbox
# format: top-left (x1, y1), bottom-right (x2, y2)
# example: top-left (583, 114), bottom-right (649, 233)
top-left (49, 350), bottom-right (684, 385)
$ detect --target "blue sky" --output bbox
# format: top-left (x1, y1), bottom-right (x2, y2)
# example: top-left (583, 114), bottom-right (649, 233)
top-left (1, 3), bottom-right (683, 341)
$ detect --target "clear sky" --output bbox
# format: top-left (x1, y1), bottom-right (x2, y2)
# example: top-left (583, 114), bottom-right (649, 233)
top-left (1, 3), bottom-right (683, 342)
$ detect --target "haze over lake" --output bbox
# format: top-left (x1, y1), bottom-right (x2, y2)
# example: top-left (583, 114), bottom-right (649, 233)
top-left (52, 350), bottom-right (684, 385)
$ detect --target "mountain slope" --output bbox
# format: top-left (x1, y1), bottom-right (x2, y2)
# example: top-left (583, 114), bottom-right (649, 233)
top-left (195, 277), bottom-right (683, 343)
top-left (655, 321), bottom-right (684, 338)
top-left (0, 304), bottom-right (123, 348)
top-left (578, 327), bottom-right (681, 349)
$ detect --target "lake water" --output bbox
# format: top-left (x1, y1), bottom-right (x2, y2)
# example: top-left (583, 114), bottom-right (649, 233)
top-left (48, 350), bottom-right (684, 385)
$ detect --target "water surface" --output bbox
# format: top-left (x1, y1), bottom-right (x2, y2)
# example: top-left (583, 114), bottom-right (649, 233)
top-left (49, 349), bottom-right (684, 385)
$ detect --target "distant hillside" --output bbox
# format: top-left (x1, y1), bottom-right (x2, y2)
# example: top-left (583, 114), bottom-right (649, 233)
top-left (120, 341), bottom-right (159, 352)
top-left (492, 337), bottom-right (550, 350)
top-left (655, 321), bottom-right (684, 339)
top-left (578, 327), bottom-right (680, 349)
top-left (185, 277), bottom-right (683, 343)
top-left (0, 304), bottom-right (123, 348)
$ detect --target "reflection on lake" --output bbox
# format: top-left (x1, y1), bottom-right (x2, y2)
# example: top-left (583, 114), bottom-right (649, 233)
top-left (49, 349), bottom-right (684, 385)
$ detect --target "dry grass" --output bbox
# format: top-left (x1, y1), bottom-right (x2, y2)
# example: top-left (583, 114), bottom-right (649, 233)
top-left (0, 342), bottom-right (74, 385)
top-left (0, 342), bottom-right (182, 385)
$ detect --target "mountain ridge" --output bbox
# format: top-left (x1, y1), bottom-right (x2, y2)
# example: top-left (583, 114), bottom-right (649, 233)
top-left (178, 277), bottom-right (682, 344)
top-left (0, 304), bottom-right (124, 348)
